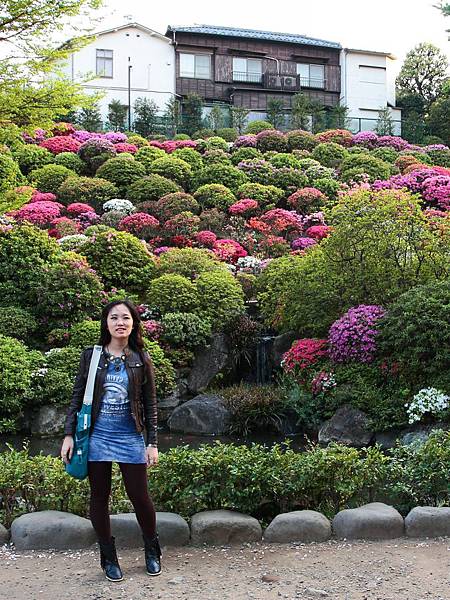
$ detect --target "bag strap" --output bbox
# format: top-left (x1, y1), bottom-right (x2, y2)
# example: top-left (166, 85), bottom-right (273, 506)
top-left (82, 345), bottom-right (102, 407)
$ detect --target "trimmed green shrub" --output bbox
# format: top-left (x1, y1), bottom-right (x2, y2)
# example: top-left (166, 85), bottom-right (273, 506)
top-left (155, 247), bottom-right (226, 279)
top-left (286, 130), bottom-right (317, 151)
top-left (29, 164), bottom-right (76, 195)
top-left (271, 168), bottom-right (308, 193)
top-left (173, 134), bottom-right (191, 141)
top-left (371, 147), bottom-right (399, 164)
top-left (230, 147), bottom-right (263, 165)
top-left (147, 274), bottom-right (198, 314)
top-left (161, 312), bottom-right (212, 347)
top-left (95, 156), bottom-right (146, 196)
top-left (245, 120), bottom-right (274, 134)
top-left (268, 153), bottom-right (302, 169)
top-left (126, 134), bottom-right (149, 148)
top-left (377, 281), bottom-right (450, 389)
top-left (80, 230), bottom-right (155, 296)
top-left (134, 146), bottom-right (167, 173)
top-left (0, 306), bottom-right (37, 341)
top-left (196, 270), bottom-right (245, 330)
top-left (57, 176), bottom-right (118, 210)
top-left (202, 149), bottom-right (232, 166)
top-left (69, 320), bottom-right (101, 348)
top-left (237, 182), bottom-right (284, 209)
top-left (0, 185), bottom-right (34, 213)
top-left (340, 154), bottom-right (391, 183)
top-left (313, 177), bottom-right (341, 201)
top-left (194, 164), bottom-right (248, 193)
top-left (143, 339), bottom-right (177, 398)
top-left (312, 142), bottom-right (349, 168)
top-left (154, 192), bottom-right (200, 220)
top-left (54, 152), bottom-right (85, 174)
top-left (0, 153), bottom-right (23, 193)
top-left (172, 147), bottom-right (203, 172)
top-left (216, 128), bottom-right (238, 142)
top-left (0, 335), bottom-right (34, 432)
top-left (127, 174), bottom-right (180, 203)
top-left (193, 183), bottom-right (236, 210)
top-left (427, 148), bottom-right (450, 167)
top-left (13, 145), bottom-right (53, 175)
top-left (149, 156), bottom-right (192, 188)
top-left (203, 136), bottom-right (228, 151)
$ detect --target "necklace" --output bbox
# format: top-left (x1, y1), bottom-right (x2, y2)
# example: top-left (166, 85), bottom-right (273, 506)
top-left (105, 346), bottom-right (128, 372)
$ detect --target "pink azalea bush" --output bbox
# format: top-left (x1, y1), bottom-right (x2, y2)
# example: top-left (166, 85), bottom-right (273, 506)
top-left (305, 225), bottom-right (333, 241)
top-left (351, 131), bottom-right (378, 148)
top-left (195, 230), bottom-right (217, 247)
top-left (66, 202), bottom-right (95, 216)
top-left (315, 129), bottom-right (353, 147)
top-left (287, 187), bottom-right (326, 213)
top-left (228, 198), bottom-right (259, 216)
top-left (118, 212), bottom-right (160, 236)
top-left (104, 132), bottom-right (127, 143)
top-left (72, 131), bottom-right (102, 143)
top-left (48, 216), bottom-right (81, 238)
top-left (281, 338), bottom-right (328, 372)
top-left (421, 176), bottom-right (450, 210)
top-left (328, 304), bottom-right (386, 363)
top-left (14, 200), bottom-right (64, 225)
top-left (40, 136), bottom-right (81, 154)
top-left (115, 142), bottom-right (138, 154)
top-left (31, 191), bottom-right (57, 203)
top-left (291, 236), bottom-right (317, 250)
top-left (213, 238), bottom-right (247, 262)
top-left (232, 135), bottom-right (258, 148)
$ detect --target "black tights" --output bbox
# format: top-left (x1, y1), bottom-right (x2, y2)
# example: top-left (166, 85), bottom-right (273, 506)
top-left (88, 461), bottom-right (156, 543)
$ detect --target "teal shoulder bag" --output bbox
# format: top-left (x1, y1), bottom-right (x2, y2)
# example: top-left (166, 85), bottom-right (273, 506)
top-left (65, 345), bottom-right (102, 480)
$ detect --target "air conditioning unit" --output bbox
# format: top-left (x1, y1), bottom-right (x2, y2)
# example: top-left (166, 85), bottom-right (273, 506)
top-left (281, 75), bottom-right (297, 90)
top-left (265, 74), bottom-right (282, 89)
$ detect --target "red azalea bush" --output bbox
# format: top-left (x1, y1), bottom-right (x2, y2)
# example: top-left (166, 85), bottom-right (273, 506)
top-left (66, 202), bottom-right (95, 216)
top-left (228, 198), bottom-right (259, 217)
top-left (213, 238), bottom-right (247, 262)
top-left (281, 338), bottom-right (328, 372)
top-left (260, 208), bottom-right (303, 236)
top-left (40, 136), bottom-right (81, 154)
top-left (287, 187), bottom-right (326, 213)
top-left (114, 142), bottom-right (138, 154)
top-left (315, 129), bottom-right (353, 147)
top-left (118, 212), bottom-right (160, 237)
top-left (195, 230), bottom-right (217, 247)
top-left (305, 225), bottom-right (333, 241)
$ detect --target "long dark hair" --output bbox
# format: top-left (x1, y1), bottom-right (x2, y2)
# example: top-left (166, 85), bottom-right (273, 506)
top-left (99, 299), bottom-right (145, 352)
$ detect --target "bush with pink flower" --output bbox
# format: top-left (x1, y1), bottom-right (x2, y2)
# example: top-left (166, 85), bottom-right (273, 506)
top-left (376, 135), bottom-right (409, 151)
top-left (31, 191), bottom-right (57, 203)
top-left (255, 130), bottom-right (287, 153)
top-left (104, 132), bottom-right (127, 144)
top-left (195, 230), bottom-right (217, 247)
top-left (328, 304), bottom-right (386, 363)
top-left (66, 202), bottom-right (95, 216)
top-left (40, 136), bottom-right (81, 154)
top-left (228, 198), bottom-right (259, 217)
top-left (115, 142), bottom-right (138, 154)
top-left (48, 216), bottom-right (81, 238)
top-left (118, 212), bottom-right (160, 237)
top-left (281, 338), bottom-right (328, 372)
top-left (421, 176), bottom-right (450, 210)
top-left (232, 135), bottom-right (258, 149)
top-left (213, 238), bottom-right (247, 262)
top-left (72, 131), bottom-right (102, 143)
top-left (14, 200), bottom-right (64, 226)
top-left (315, 129), bottom-right (353, 147)
top-left (351, 131), bottom-right (378, 149)
top-left (305, 225), bottom-right (333, 241)
top-left (260, 208), bottom-right (303, 236)
top-left (291, 237), bottom-right (317, 251)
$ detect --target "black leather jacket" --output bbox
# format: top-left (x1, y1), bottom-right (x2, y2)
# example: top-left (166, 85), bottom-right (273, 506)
top-left (64, 346), bottom-right (158, 446)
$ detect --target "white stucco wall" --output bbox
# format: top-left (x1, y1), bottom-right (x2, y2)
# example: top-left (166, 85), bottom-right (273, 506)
top-left (340, 49), bottom-right (401, 135)
top-left (61, 24), bottom-right (175, 124)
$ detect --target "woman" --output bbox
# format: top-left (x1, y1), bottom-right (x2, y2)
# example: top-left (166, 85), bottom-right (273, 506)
top-left (61, 299), bottom-right (161, 582)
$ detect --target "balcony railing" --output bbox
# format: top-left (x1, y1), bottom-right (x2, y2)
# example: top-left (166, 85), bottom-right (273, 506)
top-left (298, 76), bottom-right (325, 89)
top-left (232, 71), bottom-right (263, 83)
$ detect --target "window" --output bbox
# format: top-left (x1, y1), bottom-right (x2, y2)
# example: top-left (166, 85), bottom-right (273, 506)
top-left (297, 63), bottom-right (325, 88)
top-left (232, 57), bottom-right (263, 83)
top-left (96, 49), bottom-right (113, 77)
top-left (179, 53), bottom-right (211, 79)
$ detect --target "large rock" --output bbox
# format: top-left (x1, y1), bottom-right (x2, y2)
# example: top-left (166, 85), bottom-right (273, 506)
top-left (405, 507), bottom-right (450, 538)
top-left (167, 394), bottom-right (231, 435)
top-left (190, 510), bottom-right (262, 545)
top-left (318, 405), bottom-right (374, 447)
top-left (333, 503), bottom-right (404, 540)
top-left (111, 512), bottom-right (190, 547)
top-left (376, 423), bottom-right (450, 450)
top-left (270, 331), bottom-right (299, 368)
top-left (157, 390), bottom-right (183, 422)
top-left (187, 334), bottom-right (229, 394)
top-left (30, 405), bottom-right (68, 438)
top-left (264, 510), bottom-right (331, 543)
top-left (11, 511), bottom-right (96, 550)
top-left (0, 523), bottom-right (10, 544)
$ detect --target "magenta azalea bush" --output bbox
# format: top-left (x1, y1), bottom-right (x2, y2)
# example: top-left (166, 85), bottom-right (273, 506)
top-left (228, 198), bottom-right (259, 216)
top-left (14, 200), bottom-right (64, 225)
top-left (40, 136), bottom-right (81, 154)
top-left (118, 212), bottom-right (160, 236)
top-left (328, 304), bottom-right (386, 363)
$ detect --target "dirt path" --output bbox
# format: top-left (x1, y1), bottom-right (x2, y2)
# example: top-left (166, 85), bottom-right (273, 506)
top-left (2, 538), bottom-right (450, 600)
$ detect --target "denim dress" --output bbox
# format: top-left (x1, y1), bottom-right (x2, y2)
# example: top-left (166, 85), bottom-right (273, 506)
top-left (88, 360), bottom-right (146, 463)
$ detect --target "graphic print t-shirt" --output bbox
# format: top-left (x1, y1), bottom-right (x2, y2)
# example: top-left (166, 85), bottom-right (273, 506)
top-left (95, 361), bottom-right (135, 433)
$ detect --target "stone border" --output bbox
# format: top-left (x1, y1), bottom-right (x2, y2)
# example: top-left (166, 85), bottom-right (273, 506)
top-left (3, 503), bottom-right (450, 550)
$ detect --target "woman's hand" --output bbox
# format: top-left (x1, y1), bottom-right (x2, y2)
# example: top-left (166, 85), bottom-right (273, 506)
top-left (61, 435), bottom-right (74, 464)
top-left (145, 446), bottom-right (158, 467)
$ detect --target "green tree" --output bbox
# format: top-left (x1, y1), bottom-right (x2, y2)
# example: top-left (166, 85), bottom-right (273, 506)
top-left (266, 98), bottom-right (285, 129)
top-left (107, 99), bottom-right (128, 131)
top-left (290, 93), bottom-right (312, 130)
top-left (397, 92), bottom-right (427, 143)
top-left (133, 97), bottom-right (160, 137)
top-left (327, 103), bottom-right (350, 129)
top-left (230, 106), bottom-right (250, 134)
top-left (0, 0), bottom-right (103, 129)
top-left (310, 99), bottom-right (326, 133)
top-left (375, 106), bottom-right (394, 135)
top-left (207, 104), bottom-right (225, 131)
top-left (181, 93), bottom-right (204, 136)
top-left (163, 96), bottom-right (181, 137)
top-left (427, 95), bottom-right (450, 144)
top-left (396, 43), bottom-right (449, 108)
top-left (78, 104), bottom-right (103, 131)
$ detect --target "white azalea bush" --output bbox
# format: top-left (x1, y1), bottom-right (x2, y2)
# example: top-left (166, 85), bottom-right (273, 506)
top-left (102, 198), bottom-right (135, 214)
top-left (406, 387), bottom-right (450, 424)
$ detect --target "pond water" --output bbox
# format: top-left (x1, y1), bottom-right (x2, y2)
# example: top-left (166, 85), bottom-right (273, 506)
top-left (0, 429), bottom-right (309, 457)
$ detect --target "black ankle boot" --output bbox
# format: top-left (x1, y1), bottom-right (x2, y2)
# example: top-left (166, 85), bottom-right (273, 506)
top-left (98, 536), bottom-right (123, 582)
top-left (143, 533), bottom-right (162, 576)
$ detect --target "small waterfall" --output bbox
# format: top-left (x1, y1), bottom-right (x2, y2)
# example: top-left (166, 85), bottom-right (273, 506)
top-left (255, 335), bottom-right (276, 384)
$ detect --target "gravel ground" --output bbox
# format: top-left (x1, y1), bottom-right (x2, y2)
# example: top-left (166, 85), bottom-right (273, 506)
top-left (2, 538), bottom-right (450, 600)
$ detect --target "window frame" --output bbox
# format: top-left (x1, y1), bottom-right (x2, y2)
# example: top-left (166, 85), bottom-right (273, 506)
top-left (179, 52), bottom-right (212, 80)
top-left (96, 49), bottom-right (113, 78)
top-left (296, 63), bottom-right (325, 89)
top-left (232, 57), bottom-right (263, 83)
